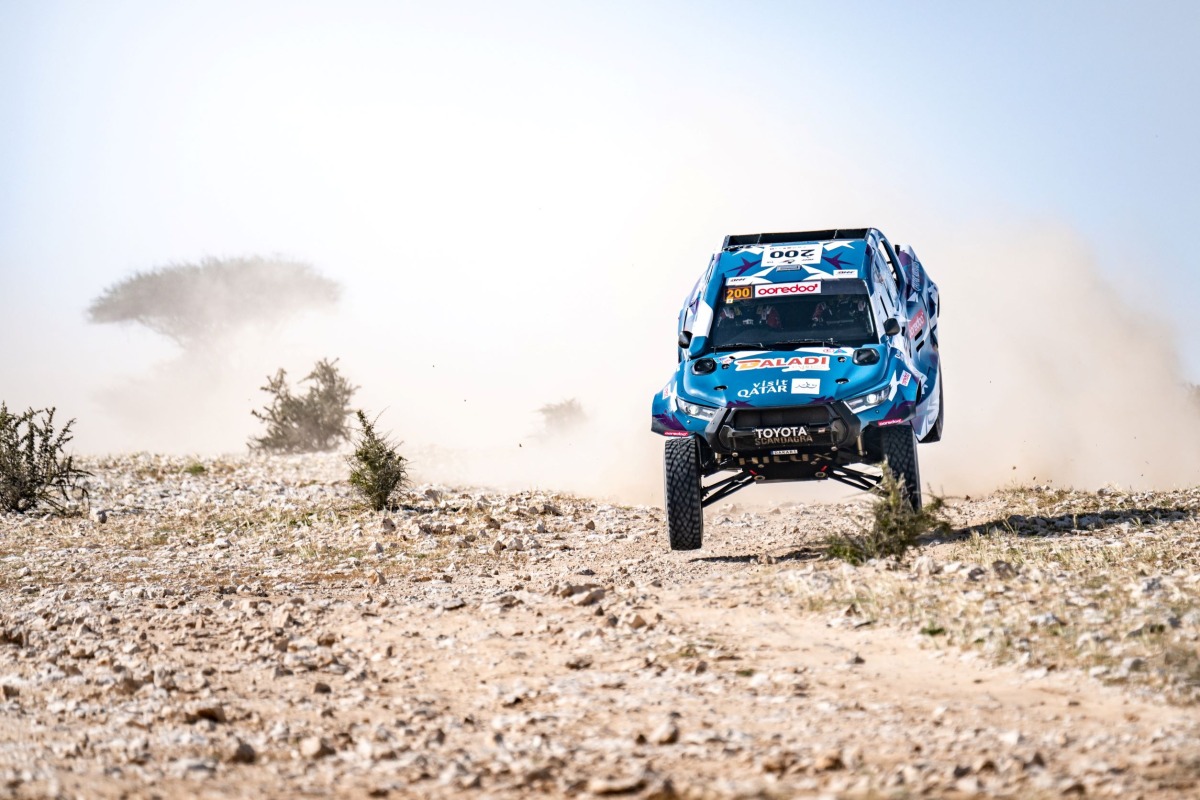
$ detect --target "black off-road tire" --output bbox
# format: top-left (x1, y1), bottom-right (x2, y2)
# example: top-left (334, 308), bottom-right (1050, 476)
top-left (664, 436), bottom-right (704, 550)
top-left (920, 377), bottom-right (945, 444)
top-left (881, 424), bottom-right (923, 511)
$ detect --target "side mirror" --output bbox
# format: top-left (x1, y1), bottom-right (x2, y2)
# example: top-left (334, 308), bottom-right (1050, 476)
top-left (852, 348), bottom-right (880, 365)
top-left (883, 318), bottom-right (901, 337)
top-left (678, 331), bottom-right (693, 348)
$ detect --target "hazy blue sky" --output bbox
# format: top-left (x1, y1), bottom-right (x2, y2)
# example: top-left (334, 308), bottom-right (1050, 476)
top-left (3, 0), bottom-right (1200, 458)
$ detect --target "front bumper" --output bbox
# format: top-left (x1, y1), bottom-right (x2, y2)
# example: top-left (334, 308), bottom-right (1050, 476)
top-left (713, 402), bottom-right (861, 453)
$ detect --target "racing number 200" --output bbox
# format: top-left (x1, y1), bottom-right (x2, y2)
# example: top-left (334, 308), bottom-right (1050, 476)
top-left (770, 248), bottom-right (814, 260)
top-left (724, 286), bottom-right (752, 303)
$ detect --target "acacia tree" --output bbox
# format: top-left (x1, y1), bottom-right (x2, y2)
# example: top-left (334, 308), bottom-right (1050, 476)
top-left (87, 256), bottom-right (340, 347)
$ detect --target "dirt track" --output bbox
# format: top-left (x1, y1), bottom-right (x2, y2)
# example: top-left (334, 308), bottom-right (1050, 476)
top-left (1, 454), bottom-right (1199, 798)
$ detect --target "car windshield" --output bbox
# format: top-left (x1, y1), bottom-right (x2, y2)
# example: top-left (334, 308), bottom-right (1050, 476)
top-left (709, 282), bottom-right (877, 350)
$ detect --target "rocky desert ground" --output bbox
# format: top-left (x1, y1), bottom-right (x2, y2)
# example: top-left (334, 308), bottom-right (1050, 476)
top-left (2, 454), bottom-right (1200, 799)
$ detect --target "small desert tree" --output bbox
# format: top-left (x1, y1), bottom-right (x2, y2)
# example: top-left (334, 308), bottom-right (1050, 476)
top-left (0, 404), bottom-right (91, 514)
top-left (348, 411), bottom-right (409, 511)
top-left (87, 256), bottom-right (340, 348)
top-left (824, 467), bottom-right (951, 564)
top-left (249, 359), bottom-right (357, 453)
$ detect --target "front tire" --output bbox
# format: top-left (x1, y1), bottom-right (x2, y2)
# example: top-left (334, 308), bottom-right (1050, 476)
top-left (881, 424), bottom-right (922, 511)
top-left (663, 436), bottom-right (704, 550)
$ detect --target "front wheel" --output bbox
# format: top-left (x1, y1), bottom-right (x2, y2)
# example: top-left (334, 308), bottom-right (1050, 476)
top-left (881, 424), bottom-right (922, 511)
top-left (663, 437), bottom-right (704, 550)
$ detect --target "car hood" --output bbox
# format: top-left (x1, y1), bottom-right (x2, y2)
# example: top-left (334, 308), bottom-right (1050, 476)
top-left (679, 346), bottom-right (891, 407)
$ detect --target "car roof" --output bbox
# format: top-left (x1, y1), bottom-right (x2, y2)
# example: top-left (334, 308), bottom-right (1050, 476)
top-left (714, 236), bottom-right (872, 283)
top-left (722, 228), bottom-right (875, 249)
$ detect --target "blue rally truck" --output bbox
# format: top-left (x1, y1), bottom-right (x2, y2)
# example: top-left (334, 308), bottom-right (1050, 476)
top-left (650, 228), bottom-right (943, 550)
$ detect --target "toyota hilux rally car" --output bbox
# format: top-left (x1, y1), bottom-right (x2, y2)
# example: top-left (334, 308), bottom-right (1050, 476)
top-left (650, 228), bottom-right (943, 550)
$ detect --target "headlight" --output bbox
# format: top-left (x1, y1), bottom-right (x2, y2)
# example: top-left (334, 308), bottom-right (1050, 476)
top-left (845, 387), bottom-right (891, 413)
top-left (676, 399), bottom-right (717, 420)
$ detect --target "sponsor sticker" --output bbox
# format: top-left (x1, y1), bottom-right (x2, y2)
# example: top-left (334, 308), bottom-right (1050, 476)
top-left (771, 449), bottom-right (798, 455)
top-left (735, 355), bottom-right (830, 372)
top-left (833, 269), bottom-right (858, 279)
top-left (877, 419), bottom-right (905, 427)
top-left (762, 244), bottom-right (823, 267)
top-left (908, 309), bottom-right (927, 338)
top-left (899, 371), bottom-right (911, 387)
top-left (725, 275), bottom-right (757, 286)
top-left (753, 281), bottom-right (821, 298)
top-left (754, 426), bottom-right (812, 443)
top-left (662, 430), bottom-right (690, 437)
top-left (791, 378), bottom-right (821, 394)
top-left (736, 379), bottom-right (789, 399)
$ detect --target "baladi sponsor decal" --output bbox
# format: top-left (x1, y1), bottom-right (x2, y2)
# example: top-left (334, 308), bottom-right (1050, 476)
top-left (735, 355), bottom-right (830, 372)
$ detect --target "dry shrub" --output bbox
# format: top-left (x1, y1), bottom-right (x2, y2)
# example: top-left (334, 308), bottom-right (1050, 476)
top-left (348, 411), bottom-right (409, 511)
top-left (825, 466), bottom-right (951, 564)
top-left (0, 404), bottom-right (91, 514)
top-left (249, 359), bottom-right (357, 453)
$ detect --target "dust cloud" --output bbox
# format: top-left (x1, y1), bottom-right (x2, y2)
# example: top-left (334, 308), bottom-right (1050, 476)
top-left (67, 221), bottom-right (1200, 507)
top-left (362, 221), bottom-right (1200, 504)
top-left (923, 224), bottom-right (1200, 495)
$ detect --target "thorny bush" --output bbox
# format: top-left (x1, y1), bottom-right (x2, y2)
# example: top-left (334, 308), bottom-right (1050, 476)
top-left (824, 466), bottom-right (952, 565)
top-left (249, 358), bottom-right (357, 453)
top-left (0, 404), bottom-right (91, 514)
top-left (348, 410), bottom-right (409, 511)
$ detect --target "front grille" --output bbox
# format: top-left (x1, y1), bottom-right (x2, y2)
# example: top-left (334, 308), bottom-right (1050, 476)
top-left (719, 403), bottom-right (851, 452)
top-left (729, 405), bottom-right (834, 428)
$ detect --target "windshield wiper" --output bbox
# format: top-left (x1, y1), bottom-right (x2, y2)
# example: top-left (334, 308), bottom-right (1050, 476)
top-left (712, 342), bottom-right (772, 351)
top-left (777, 338), bottom-right (843, 348)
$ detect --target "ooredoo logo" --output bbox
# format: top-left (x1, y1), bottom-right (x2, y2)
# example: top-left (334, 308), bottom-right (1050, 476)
top-left (908, 309), bottom-right (927, 338)
top-left (753, 281), bottom-right (821, 298)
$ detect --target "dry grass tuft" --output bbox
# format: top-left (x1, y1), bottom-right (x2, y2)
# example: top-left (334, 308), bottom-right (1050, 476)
top-left (824, 467), bottom-right (951, 564)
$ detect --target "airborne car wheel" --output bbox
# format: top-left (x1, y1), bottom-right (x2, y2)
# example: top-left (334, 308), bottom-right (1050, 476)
top-left (881, 424), bottom-right (922, 511)
top-left (663, 436), bottom-right (704, 550)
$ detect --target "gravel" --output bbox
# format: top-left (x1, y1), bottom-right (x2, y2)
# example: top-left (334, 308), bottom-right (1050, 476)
top-left (0, 454), bottom-right (1198, 798)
